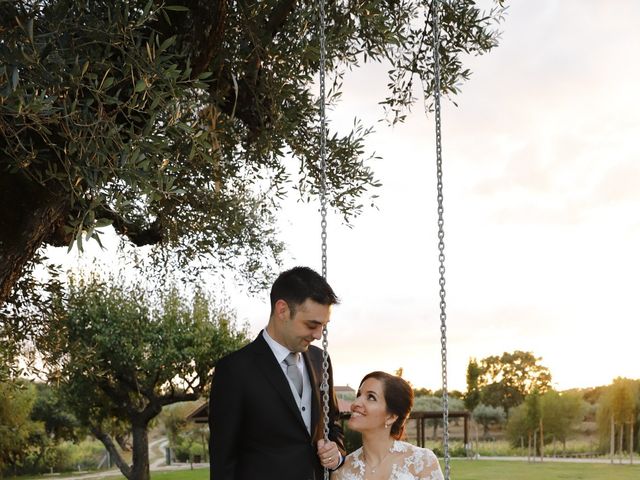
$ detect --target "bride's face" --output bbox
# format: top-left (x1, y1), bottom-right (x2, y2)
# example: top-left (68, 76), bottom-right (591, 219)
top-left (348, 377), bottom-right (397, 434)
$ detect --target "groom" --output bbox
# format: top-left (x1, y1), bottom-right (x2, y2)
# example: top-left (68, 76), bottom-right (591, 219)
top-left (209, 266), bottom-right (345, 480)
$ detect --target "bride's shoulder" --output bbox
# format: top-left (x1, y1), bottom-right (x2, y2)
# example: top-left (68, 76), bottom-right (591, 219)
top-left (395, 442), bottom-right (444, 479)
top-left (395, 441), bottom-right (440, 461)
top-left (333, 447), bottom-right (364, 480)
top-left (344, 446), bottom-right (364, 465)
top-left (345, 446), bottom-right (363, 457)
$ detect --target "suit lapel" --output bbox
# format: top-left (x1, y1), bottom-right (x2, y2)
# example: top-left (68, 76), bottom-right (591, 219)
top-left (251, 334), bottom-right (308, 434)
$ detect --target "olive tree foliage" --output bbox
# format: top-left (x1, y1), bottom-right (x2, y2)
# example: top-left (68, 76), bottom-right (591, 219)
top-left (0, 0), bottom-right (507, 309)
top-left (40, 273), bottom-right (249, 480)
top-left (472, 403), bottom-right (505, 438)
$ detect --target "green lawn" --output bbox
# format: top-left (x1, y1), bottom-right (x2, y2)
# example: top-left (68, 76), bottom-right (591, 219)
top-left (449, 459), bottom-right (640, 480)
top-left (135, 461), bottom-right (640, 480)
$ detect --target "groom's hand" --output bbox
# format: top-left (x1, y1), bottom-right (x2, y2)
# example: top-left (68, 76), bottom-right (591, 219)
top-left (317, 439), bottom-right (341, 470)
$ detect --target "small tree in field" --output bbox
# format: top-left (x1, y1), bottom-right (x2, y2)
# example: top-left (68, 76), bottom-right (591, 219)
top-left (472, 403), bottom-right (505, 438)
top-left (40, 274), bottom-right (249, 480)
top-left (540, 390), bottom-right (586, 452)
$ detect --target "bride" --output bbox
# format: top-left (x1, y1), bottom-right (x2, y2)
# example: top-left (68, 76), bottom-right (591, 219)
top-left (330, 371), bottom-right (444, 480)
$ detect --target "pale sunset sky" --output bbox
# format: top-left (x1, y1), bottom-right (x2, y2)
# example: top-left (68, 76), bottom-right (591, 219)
top-left (47, 0), bottom-right (640, 393)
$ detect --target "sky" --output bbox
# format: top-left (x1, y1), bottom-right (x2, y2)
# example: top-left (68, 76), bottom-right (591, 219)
top-left (47, 0), bottom-right (640, 392)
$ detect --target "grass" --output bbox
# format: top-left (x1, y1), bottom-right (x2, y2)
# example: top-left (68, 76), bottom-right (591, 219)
top-left (139, 462), bottom-right (640, 480)
top-left (17, 461), bottom-right (640, 480)
top-left (449, 459), bottom-right (640, 480)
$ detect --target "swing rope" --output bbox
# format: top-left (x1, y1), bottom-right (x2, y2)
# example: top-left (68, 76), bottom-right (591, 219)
top-left (431, 1), bottom-right (451, 478)
top-left (317, 0), bottom-right (331, 478)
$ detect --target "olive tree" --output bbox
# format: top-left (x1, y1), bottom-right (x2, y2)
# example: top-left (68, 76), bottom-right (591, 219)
top-left (0, 0), bottom-right (506, 308)
top-left (40, 273), bottom-right (249, 480)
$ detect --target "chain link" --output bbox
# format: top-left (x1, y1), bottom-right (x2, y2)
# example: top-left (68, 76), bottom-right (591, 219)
top-left (318, 0), bottom-right (330, 479)
top-left (431, 1), bottom-right (450, 479)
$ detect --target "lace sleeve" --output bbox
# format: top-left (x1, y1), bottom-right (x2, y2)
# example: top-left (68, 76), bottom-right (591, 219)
top-left (415, 448), bottom-right (444, 480)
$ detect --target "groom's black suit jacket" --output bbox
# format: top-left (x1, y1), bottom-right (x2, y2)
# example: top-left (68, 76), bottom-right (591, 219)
top-left (209, 333), bottom-right (345, 480)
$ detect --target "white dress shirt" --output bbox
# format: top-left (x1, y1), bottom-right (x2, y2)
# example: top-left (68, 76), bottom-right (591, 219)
top-left (262, 329), bottom-right (312, 433)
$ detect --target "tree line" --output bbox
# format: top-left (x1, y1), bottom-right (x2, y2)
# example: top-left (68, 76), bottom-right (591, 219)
top-left (462, 353), bottom-right (640, 457)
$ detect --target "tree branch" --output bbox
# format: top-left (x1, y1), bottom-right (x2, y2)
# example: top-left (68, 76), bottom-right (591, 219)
top-left (95, 206), bottom-right (163, 247)
top-left (265, 0), bottom-right (297, 40)
top-left (91, 426), bottom-right (132, 480)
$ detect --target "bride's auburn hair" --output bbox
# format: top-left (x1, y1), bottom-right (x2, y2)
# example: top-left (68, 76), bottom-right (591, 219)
top-left (360, 371), bottom-right (413, 439)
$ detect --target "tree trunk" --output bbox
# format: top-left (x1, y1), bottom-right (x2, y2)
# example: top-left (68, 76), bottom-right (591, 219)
top-left (610, 415), bottom-right (615, 464)
top-left (630, 422), bottom-right (634, 465)
top-left (0, 171), bottom-right (68, 306)
top-left (92, 427), bottom-right (132, 479)
top-left (539, 419), bottom-right (544, 462)
top-left (130, 419), bottom-right (151, 480)
top-left (619, 422), bottom-right (624, 464)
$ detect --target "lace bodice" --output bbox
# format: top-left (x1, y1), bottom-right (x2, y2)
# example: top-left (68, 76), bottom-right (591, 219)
top-left (332, 441), bottom-right (444, 480)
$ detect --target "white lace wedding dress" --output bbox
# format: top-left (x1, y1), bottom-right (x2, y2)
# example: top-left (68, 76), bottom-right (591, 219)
top-left (332, 440), bottom-right (444, 480)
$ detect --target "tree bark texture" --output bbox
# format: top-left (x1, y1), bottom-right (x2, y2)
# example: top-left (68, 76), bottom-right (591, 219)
top-left (130, 420), bottom-right (151, 480)
top-left (0, 171), bottom-right (68, 306)
top-left (92, 427), bottom-right (132, 479)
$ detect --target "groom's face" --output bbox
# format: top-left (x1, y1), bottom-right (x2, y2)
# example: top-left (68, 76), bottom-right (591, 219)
top-left (275, 298), bottom-right (331, 352)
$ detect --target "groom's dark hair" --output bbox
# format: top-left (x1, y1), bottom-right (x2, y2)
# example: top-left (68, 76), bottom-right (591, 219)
top-left (270, 266), bottom-right (339, 316)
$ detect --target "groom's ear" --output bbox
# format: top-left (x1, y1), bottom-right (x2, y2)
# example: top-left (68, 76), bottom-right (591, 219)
top-left (274, 299), bottom-right (290, 320)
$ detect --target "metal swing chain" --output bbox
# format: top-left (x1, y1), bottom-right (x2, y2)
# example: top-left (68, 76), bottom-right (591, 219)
top-left (318, 0), bottom-right (331, 479)
top-left (431, 0), bottom-right (450, 478)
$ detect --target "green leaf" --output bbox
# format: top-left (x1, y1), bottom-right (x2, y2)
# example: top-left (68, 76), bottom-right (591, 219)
top-left (27, 18), bottom-right (34, 44)
top-left (134, 79), bottom-right (147, 92)
top-left (76, 232), bottom-right (84, 252)
top-left (10, 67), bottom-right (19, 91)
top-left (158, 35), bottom-right (176, 53)
top-left (164, 5), bottom-right (190, 12)
top-left (95, 218), bottom-right (113, 228)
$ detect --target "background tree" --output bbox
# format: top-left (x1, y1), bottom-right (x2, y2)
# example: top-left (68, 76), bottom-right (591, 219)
top-left (472, 403), bottom-right (505, 439)
top-left (30, 383), bottom-right (82, 443)
top-left (0, 0), bottom-right (507, 311)
top-left (505, 391), bottom-right (541, 454)
top-left (477, 351), bottom-right (552, 416)
top-left (0, 380), bottom-right (44, 476)
top-left (39, 273), bottom-right (250, 480)
top-left (540, 390), bottom-right (586, 452)
top-left (596, 377), bottom-right (640, 454)
top-left (465, 358), bottom-right (482, 411)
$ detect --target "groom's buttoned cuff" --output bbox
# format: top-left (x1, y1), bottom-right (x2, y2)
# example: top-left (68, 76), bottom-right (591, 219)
top-left (330, 452), bottom-right (344, 471)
